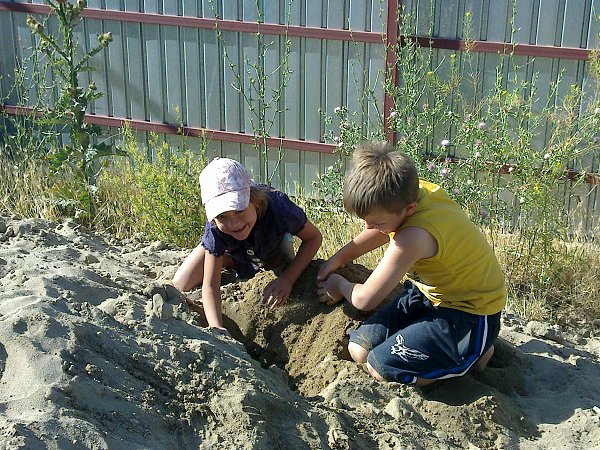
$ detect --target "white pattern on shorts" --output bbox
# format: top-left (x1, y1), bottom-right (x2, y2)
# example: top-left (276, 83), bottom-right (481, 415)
top-left (390, 334), bottom-right (429, 362)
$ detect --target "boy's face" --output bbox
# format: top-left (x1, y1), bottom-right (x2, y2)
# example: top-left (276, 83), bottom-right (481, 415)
top-left (214, 202), bottom-right (258, 240)
top-left (362, 204), bottom-right (416, 234)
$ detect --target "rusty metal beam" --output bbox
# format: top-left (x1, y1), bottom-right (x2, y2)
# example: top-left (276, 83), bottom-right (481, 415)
top-left (0, 2), bottom-right (591, 60)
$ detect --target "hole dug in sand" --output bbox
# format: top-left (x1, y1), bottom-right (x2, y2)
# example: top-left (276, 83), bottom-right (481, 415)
top-left (218, 260), bottom-right (377, 397)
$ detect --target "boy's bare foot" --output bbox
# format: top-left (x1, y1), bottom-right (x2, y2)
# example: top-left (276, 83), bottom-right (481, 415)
top-left (473, 345), bottom-right (494, 372)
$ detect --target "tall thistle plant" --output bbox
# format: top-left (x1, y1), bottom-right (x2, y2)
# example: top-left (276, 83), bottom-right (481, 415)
top-left (209, 0), bottom-right (293, 184)
top-left (24, 0), bottom-right (123, 220)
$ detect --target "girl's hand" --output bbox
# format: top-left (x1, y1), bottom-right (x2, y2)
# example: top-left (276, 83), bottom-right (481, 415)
top-left (210, 326), bottom-right (231, 337)
top-left (263, 277), bottom-right (293, 309)
top-left (317, 274), bottom-right (345, 305)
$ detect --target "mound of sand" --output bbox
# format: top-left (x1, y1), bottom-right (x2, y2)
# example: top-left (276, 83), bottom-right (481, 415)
top-left (0, 216), bottom-right (599, 449)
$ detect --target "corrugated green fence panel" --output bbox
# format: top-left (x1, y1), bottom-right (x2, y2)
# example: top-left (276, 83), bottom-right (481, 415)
top-left (265, 35), bottom-right (282, 137)
top-left (243, 143), bottom-right (261, 181)
top-left (223, 30), bottom-right (242, 132)
top-left (513, 0), bottom-right (536, 44)
top-left (366, 45), bottom-right (384, 137)
top-left (371, 0), bottom-right (387, 33)
top-left (143, 22), bottom-right (164, 122)
top-left (537, 0), bottom-right (562, 46)
top-left (182, 26), bottom-right (202, 128)
top-left (303, 151), bottom-right (320, 194)
top-left (164, 24), bottom-right (183, 124)
top-left (241, 29), bottom-right (259, 135)
top-left (14, 8), bottom-right (36, 105)
top-left (434, 0), bottom-right (460, 38)
top-left (222, 139), bottom-right (241, 162)
top-left (325, 0), bottom-right (345, 136)
top-left (486, 0), bottom-right (511, 42)
top-left (285, 36), bottom-right (301, 139)
top-left (304, 37), bottom-right (322, 141)
top-left (588, 0), bottom-right (600, 47)
top-left (0, 11), bottom-right (16, 103)
top-left (106, 5), bottom-right (128, 118)
top-left (283, 148), bottom-right (301, 195)
top-left (205, 137), bottom-right (222, 162)
top-left (289, 0), bottom-right (302, 26)
top-left (347, 40), bottom-right (367, 133)
top-left (124, 0), bottom-right (145, 120)
top-left (0, 0), bottom-right (597, 212)
top-left (563, 0), bottom-right (590, 47)
top-left (306, 0), bottom-right (322, 27)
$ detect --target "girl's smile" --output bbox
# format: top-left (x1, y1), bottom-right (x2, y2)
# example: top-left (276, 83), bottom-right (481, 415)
top-left (214, 203), bottom-right (258, 240)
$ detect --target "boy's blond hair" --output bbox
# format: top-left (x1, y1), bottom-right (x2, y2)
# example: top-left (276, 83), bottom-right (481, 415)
top-left (343, 141), bottom-right (419, 217)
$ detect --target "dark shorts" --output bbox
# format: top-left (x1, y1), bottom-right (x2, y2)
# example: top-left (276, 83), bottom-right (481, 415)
top-left (348, 281), bottom-right (501, 384)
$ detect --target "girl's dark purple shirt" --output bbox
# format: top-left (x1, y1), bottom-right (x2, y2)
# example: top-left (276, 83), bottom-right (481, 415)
top-left (200, 187), bottom-right (307, 277)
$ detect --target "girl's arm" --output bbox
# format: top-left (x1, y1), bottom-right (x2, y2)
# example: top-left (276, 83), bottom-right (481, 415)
top-left (202, 251), bottom-right (225, 329)
top-left (263, 220), bottom-right (322, 308)
top-left (280, 220), bottom-right (322, 285)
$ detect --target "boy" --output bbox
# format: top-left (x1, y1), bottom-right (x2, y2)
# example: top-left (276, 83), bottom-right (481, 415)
top-left (317, 141), bottom-right (506, 386)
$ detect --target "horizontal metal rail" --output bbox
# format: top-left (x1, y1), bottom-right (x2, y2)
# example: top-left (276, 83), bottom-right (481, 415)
top-left (0, 3), bottom-right (591, 60)
top-left (3, 104), bottom-right (598, 185)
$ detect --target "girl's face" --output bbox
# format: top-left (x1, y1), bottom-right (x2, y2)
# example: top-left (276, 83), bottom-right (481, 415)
top-left (213, 202), bottom-right (257, 240)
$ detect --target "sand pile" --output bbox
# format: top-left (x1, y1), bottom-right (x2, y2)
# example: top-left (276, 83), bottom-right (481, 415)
top-left (0, 216), bottom-right (599, 449)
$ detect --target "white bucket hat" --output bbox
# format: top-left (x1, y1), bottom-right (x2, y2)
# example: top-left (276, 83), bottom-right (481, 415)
top-left (200, 157), bottom-right (254, 222)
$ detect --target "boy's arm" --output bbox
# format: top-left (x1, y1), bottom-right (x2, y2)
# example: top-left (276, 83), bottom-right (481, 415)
top-left (263, 221), bottom-right (322, 308)
top-left (201, 252), bottom-right (226, 329)
top-left (317, 228), bottom-right (389, 281)
top-left (319, 226), bottom-right (437, 310)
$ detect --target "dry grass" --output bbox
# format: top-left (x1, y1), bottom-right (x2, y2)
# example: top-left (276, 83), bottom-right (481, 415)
top-left (2, 162), bottom-right (597, 326)
top-left (0, 155), bottom-right (60, 220)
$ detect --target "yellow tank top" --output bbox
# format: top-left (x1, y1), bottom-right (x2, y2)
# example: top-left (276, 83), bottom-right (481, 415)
top-left (396, 180), bottom-right (506, 315)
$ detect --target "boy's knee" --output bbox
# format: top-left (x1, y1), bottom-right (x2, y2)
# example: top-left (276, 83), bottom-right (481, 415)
top-left (365, 362), bottom-right (386, 381)
top-left (348, 341), bottom-right (368, 363)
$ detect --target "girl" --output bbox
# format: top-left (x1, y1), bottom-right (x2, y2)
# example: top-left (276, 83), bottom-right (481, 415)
top-left (173, 157), bottom-right (322, 334)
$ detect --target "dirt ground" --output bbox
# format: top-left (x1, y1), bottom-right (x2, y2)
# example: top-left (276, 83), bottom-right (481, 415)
top-left (0, 217), bottom-right (599, 449)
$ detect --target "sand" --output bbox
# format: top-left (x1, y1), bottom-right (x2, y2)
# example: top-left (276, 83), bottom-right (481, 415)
top-left (0, 216), bottom-right (599, 449)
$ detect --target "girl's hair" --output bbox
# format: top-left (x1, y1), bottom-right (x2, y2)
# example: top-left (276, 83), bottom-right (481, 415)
top-left (343, 141), bottom-right (419, 217)
top-left (250, 184), bottom-right (270, 219)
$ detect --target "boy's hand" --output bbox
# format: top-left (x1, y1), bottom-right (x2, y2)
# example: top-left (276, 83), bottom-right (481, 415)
top-left (263, 277), bottom-right (292, 309)
top-left (317, 258), bottom-right (344, 282)
top-left (317, 274), bottom-right (345, 305)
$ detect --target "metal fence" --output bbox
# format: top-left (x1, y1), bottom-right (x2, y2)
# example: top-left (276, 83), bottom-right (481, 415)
top-left (0, 0), bottom-right (598, 231)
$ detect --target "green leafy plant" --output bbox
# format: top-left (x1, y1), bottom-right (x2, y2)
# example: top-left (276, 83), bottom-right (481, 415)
top-left (24, 0), bottom-right (124, 220)
top-left (318, 4), bottom-right (600, 320)
top-left (96, 125), bottom-right (207, 247)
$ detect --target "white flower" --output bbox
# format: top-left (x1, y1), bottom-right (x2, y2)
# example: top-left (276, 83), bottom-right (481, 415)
top-left (441, 139), bottom-right (450, 147)
top-left (474, 151), bottom-right (481, 158)
top-left (595, 107), bottom-right (600, 114)
top-left (333, 136), bottom-right (340, 142)
top-left (337, 141), bottom-right (343, 148)
top-left (543, 153), bottom-right (551, 159)
top-left (334, 107), bottom-right (342, 114)
top-left (389, 111), bottom-right (398, 118)
top-left (477, 122), bottom-right (487, 130)
top-left (466, 179), bottom-right (473, 185)
top-left (519, 197), bottom-right (525, 204)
